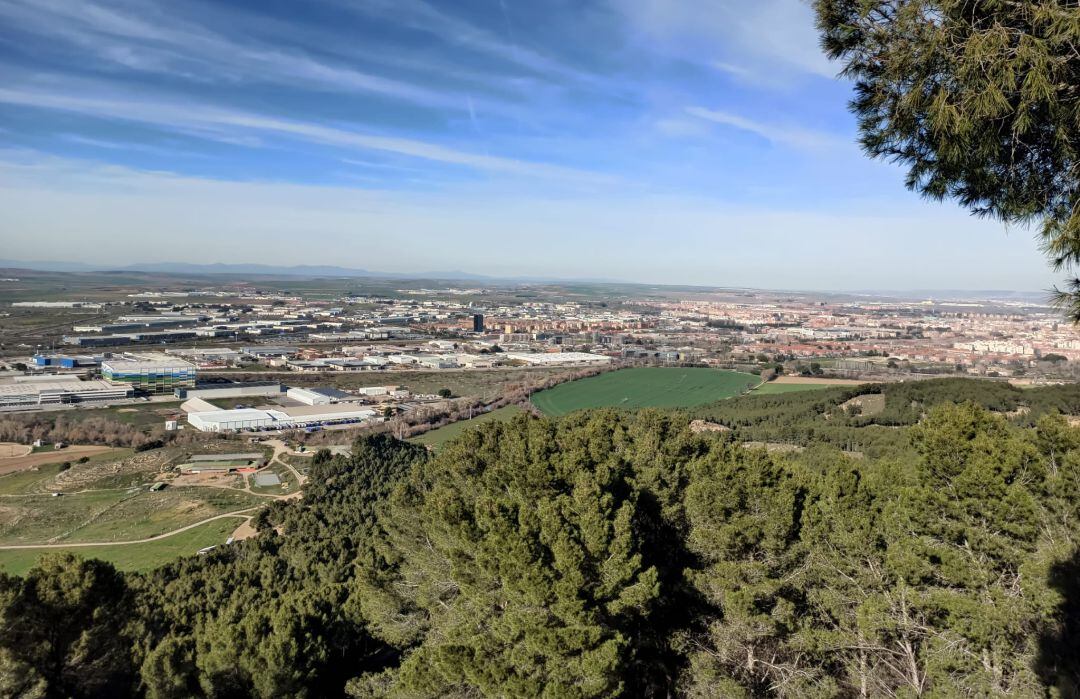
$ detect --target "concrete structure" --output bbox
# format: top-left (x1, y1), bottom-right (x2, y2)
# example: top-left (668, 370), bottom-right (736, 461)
top-left (0, 375), bottom-right (134, 408)
top-left (287, 387), bottom-right (332, 406)
top-left (241, 346), bottom-right (298, 359)
top-left (186, 404), bottom-right (377, 432)
top-left (101, 353), bottom-right (196, 394)
top-left (173, 382), bottom-right (283, 400)
top-left (506, 352), bottom-right (613, 366)
top-left (32, 354), bottom-right (103, 369)
top-left (188, 453), bottom-right (263, 462)
top-left (187, 409), bottom-right (278, 432)
top-left (181, 397), bottom-right (219, 414)
top-left (253, 473), bottom-right (282, 487)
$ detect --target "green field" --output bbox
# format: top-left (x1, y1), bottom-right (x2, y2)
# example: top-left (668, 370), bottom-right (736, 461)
top-left (0, 517), bottom-right (243, 576)
top-left (530, 368), bottom-right (760, 416)
top-left (409, 405), bottom-right (525, 449)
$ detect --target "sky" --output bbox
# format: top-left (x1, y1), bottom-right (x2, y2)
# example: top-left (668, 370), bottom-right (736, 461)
top-left (0, 0), bottom-right (1060, 291)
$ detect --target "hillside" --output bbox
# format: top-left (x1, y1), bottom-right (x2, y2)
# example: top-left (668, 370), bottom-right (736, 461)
top-left (1, 378), bottom-right (1078, 697)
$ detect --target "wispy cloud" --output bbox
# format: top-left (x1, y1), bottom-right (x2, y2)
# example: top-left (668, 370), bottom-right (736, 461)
top-left (0, 0), bottom-right (497, 113)
top-left (685, 106), bottom-right (840, 150)
top-left (0, 85), bottom-right (613, 183)
top-left (58, 134), bottom-right (204, 158)
top-left (611, 0), bottom-right (837, 81)
top-left (343, 0), bottom-right (598, 86)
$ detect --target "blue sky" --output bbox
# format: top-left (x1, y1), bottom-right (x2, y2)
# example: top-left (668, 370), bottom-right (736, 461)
top-left (0, 0), bottom-right (1058, 290)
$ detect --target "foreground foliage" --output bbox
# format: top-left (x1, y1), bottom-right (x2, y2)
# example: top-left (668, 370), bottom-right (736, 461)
top-left (1, 387), bottom-right (1079, 697)
top-left (815, 0), bottom-right (1080, 317)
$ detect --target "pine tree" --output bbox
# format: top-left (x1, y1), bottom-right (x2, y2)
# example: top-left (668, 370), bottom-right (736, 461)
top-left (816, 0), bottom-right (1080, 317)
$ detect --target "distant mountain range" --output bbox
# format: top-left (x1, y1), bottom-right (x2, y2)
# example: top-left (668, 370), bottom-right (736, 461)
top-left (0, 259), bottom-right (624, 284)
top-left (0, 259), bottom-right (497, 280)
top-left (0, 259), bottom-right (1046, 299)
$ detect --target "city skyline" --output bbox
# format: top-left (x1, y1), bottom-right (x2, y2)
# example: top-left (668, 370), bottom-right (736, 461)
top-left (0, 0), bottom-right (1058, 290)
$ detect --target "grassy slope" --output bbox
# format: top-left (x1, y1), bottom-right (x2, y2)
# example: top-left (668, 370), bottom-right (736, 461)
top-left (531, 367), bottom-right (760, 417)
top-left (0, 517), bottom-right (242, 576)
top-left (0, 487), bottom-right (263, 545)
top-left (409, 405), bottom-right (525, 450)
top-left (753, 382), bottom-right (842, 395)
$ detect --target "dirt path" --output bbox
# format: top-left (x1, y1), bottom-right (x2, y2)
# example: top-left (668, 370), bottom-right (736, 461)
top-left (264, 439), bottom-right (307, 486)
top-left (0, 445), bottom-right (114, 475)
top-left (769, 376), bottom-right (867, 386)
top-left (229, 518), bottom-right (258, 542)
top-left (0, 443), bottom-right (308, 550)
top-left (0, 443), bottom-right (32, 458)
top-left (0, 510), bottom-right (258, 550)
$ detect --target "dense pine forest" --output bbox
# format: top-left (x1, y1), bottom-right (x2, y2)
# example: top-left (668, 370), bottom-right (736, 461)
top-left (2, 378), bottom-right (1079, 697)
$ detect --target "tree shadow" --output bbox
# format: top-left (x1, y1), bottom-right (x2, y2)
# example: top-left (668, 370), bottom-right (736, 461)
top-left (1037, 548), bottom-right (1080, 697)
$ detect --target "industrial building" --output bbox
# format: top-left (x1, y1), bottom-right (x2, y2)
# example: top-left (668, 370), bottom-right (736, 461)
top-left (187, 409), bottom-right (279, 432)
top-left (186, 404), bottom-right (377, 432)
top-left (286, 386), bottom-right (361, 405)
top-left (505, 352), bottom-right (614, 366)
top-left (0, 375), bottom-right (134, 408)
top-left (287, 387), bottom-right (333, 405)
top-left (173, 382), bottom-right (283, 400)
top-left (101, 353), bottom-right (197, 394)
top-left (32, 354), bottom-right (104, 369)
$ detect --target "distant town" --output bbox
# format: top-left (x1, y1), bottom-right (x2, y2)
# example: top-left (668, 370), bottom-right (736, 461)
top-left (1, 269), bottom-right (1077, 435)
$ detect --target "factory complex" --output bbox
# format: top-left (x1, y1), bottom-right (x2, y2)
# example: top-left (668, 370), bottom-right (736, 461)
top-left (185, 404), bottom-right (378, 433)
top-left (101, 355), bottom-right (197, 394)
top-left (0, 375), bottom-right (134, 409)
top-left (0, 352), bottom-right (195, 408)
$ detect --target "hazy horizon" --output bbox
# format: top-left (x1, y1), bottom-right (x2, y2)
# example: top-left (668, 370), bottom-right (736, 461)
top-left (0, 0), bottom-right (1060, 290)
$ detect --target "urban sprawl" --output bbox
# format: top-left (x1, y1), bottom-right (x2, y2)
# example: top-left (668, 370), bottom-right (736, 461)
top-left (4, 284), bottom-right (1078, 434)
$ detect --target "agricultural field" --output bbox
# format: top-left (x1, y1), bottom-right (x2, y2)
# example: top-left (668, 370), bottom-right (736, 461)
top-left (530, 368), bottom-right (760, 416)
top-left (409, 405), bottom-right (525, 449)
top-left (0, 517), bottom-right (243, 576)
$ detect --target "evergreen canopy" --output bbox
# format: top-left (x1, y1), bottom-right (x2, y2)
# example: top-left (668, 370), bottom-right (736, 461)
top-left (815, 0), bottom-right (1080, 316)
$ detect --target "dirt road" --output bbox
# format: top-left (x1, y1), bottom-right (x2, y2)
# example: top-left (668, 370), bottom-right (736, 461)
top-left (0, 445), bottom-right (114, 476)
top-left (0, 510), bottom-right (257, 550)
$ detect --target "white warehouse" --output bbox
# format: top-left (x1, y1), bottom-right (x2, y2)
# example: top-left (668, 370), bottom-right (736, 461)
top-left (187, 405), bottom-right (378, 432)
top-left (287, 387), bottom-right (332, 406)
top-left (187, 409), bottom-right (279, 432)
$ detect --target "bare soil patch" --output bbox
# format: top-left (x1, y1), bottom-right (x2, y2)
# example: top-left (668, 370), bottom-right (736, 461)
top-left (689, 420), bottom-right (731, 434)
top-left (839, 393), bottom-right (886, 416)
top-left (772, 376), bottom-right (867, 385)
top-left (0, 446), bottom-right (112, 476)
top-left (230, 519), bottom-right (258, 542)
top-left (0, 443), bottom-right (32, 459)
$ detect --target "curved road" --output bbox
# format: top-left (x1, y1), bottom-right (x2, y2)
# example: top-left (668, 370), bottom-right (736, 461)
top-left (0, 439), bottom-right (307, 551)
top-left (0, 510), bottom-right (258, 550)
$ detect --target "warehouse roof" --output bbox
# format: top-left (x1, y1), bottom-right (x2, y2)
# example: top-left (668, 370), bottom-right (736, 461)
top-left (103, 353), bottom-right (196, 371)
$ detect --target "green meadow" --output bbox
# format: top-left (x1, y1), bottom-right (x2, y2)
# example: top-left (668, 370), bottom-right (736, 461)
top-left (530, 367), bottom-right (759, 416)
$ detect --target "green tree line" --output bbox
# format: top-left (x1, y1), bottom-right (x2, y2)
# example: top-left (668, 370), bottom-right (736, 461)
top-left (2, 390), bottom-right (1078, 697)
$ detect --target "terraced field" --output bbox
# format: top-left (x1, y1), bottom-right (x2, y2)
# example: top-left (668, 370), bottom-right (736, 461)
top-left (530, 367), bottom-right (760, 416)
